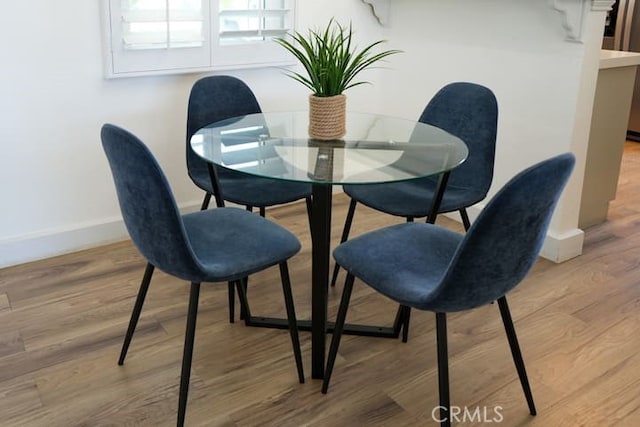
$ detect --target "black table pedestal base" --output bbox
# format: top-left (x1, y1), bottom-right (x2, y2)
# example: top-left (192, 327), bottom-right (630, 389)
top-left (242, 315), bottom-right (406, 339)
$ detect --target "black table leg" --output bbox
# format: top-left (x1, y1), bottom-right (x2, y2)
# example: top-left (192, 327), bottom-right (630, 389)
top-left (311, 183), bottom-right (332, 379)
top-left (427, 171), bottom-right (450, 224)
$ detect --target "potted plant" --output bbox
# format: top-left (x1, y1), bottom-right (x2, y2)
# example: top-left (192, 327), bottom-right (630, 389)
top-left (275, 19), bottom-right (401, 140)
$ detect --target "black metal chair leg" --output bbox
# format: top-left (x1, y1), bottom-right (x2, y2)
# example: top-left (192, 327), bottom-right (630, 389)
top-left (330, 198), bottom-right (357, 287)
top-left (322, 273), bottom-right (355, 394)
top-left (246, 205), bottom-right (253, 212)
top-left (206, 163), bottom-right (225, 209)
top-left (227, 277), bottom-right (247, 323)
top-left (279, 262), bottom-right (305, 383)
top-left (228, 278), bottom-right (249, 323)
top-left (498, 296), bottom-right (537, 416)
top-left (391, 304), bottom-right (407, 337)
top-left (392, 305), bottom-right (411, 341)
top-left (402, 306), bottom-right (411, 343)
top-left (259, 206), bottom-right (266, 217)
top-left (200, 193), bottom-right (211, 211)
top-left (239, 277), bottom-right (248, 320)
top-left (235, 279), bottom-right (252, 325)
top-left (177, 282), bottom-right (201, 427)
top-left (118, 262), bottom-right (155, 365)
top-left (459, 208), bottom-right (471, 231)
top-left (436, 312), bottom-right (451, 427)
top-left (227, 282), bottom-right (235, 323)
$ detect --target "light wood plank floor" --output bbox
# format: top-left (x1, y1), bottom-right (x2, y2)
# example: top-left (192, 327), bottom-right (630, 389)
top-left (3, 145), bottom-right (640, 426)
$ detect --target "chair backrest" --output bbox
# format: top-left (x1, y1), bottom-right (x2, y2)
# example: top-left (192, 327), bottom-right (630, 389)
top-left (427, 153), bottom-right (575, 312)
top-left (419, 82), bottom-right (498, 201)
top-left (186, 75), bottom-right (262, 177)
top-left (101, 124), bottom-right (202, 280)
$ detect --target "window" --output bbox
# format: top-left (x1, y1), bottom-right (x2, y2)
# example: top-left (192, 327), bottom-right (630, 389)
top-left (102, 0), bottom-right (295, 78)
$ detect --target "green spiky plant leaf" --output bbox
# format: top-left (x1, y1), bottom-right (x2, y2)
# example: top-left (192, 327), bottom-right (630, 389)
top-left (274, 19), bottom-right (402, 97)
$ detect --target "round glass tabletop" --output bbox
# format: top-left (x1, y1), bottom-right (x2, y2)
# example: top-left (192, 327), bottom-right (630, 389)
top-left (190, 111), bottom-right (468, 185)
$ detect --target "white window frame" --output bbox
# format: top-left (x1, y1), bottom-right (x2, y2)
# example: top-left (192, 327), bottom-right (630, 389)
top-left (101, 0), bottom-right (296, 78)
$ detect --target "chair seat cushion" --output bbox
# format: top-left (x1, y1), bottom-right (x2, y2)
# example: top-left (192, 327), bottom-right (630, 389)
top-left (190, 166), bottom-right (311, 207)
top-left (183, 207), bottom-right (301, 282)
top-left (343, 178), bottom-right (486, 218)
top-left (333, 222), bottom-right (463, 309)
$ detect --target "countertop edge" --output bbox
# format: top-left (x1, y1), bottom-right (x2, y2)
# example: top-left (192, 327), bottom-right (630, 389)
top-left (600, 49), bottom-right (640, 69)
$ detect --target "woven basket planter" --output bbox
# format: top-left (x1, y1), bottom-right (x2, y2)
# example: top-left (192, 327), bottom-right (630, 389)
top-left (308, 94), bottom-right (347, 140)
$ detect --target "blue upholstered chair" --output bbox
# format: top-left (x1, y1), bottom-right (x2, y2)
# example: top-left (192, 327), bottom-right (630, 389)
top-left (101, 124), bottom-right (304, 427)
top-left (330, 82), bottom-right (499, 340)
top-left (187, 75), bottom-right (312, 323)
top-left (332, 82), bottom-right (498, 280)
top-left (187, 75), bottom-right (312, 213)
top-left (322, 153), bottom-right (576, 427)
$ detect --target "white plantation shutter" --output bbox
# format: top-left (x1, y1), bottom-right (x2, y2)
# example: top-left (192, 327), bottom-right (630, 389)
top-left (212, 0), bottom-right (294, 68)
top-left (102, 0), bottom-right (295, 78)
top-left (104, 0), bottom-right (211, 76)
top-left (121, 0), bottom-right (205, 50)
top-left (218, 0), bottom-right (291, 45)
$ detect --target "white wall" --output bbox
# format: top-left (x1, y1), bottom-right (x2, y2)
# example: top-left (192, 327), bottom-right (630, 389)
top-left (0, 0), bottom-right (608, 267)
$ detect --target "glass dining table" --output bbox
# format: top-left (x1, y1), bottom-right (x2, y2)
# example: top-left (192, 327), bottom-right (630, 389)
top-left (190, 111), bottom-right (468, 379)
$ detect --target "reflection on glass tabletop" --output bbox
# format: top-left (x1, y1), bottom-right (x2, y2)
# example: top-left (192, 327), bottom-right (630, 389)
top-left (190, 111), bottom-right (468, 185)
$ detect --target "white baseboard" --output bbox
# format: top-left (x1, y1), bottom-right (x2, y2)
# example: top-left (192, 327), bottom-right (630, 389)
top-left (538, 228), bottom-right (584, 263)
top-left (0, 202), bottom-right (202, 269)
top-left (2, 199), bottom-right (584, 269)
top-left (0, 218), bottom-right (129, 269)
